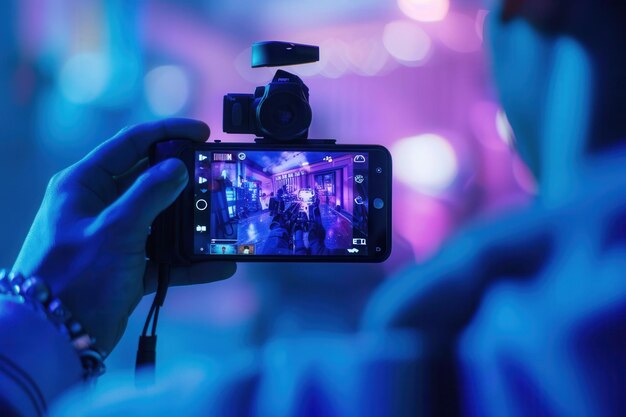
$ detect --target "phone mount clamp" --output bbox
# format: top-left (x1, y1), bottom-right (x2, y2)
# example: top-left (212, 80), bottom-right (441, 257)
top-left (223, 41), bottom-right (336, 146)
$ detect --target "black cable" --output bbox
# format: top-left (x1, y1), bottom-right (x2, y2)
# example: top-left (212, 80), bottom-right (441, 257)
top-left (154, 264), bottom-right (171, 307)
top-left (135, 264), bottom-right (170, 383)
top-left (150, 305), bottom-right (160, 337)
top-left (141, 300), bottom-right (157, 337)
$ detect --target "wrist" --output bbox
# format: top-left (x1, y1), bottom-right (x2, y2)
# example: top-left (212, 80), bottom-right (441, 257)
top-left (0, 270), bottom-right (106, 379)
top-left (0, 300), bottom-right (83, 417)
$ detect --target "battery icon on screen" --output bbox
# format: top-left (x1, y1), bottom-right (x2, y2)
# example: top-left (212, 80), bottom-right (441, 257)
top-left (353, 238), bottom-right (366, 246)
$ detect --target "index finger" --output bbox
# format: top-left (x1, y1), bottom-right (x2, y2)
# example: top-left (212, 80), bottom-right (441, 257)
top-left (77, 118), bottom-right (210, 177)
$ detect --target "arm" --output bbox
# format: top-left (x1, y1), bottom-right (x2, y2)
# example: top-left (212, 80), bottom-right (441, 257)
top-left (2, 119), bottom-right (237, 415)
top-left (0, 300), bottom-right (82, 417)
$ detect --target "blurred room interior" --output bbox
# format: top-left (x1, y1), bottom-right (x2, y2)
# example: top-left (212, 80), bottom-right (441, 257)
top-left (0, 0), bottom-right (534, 379)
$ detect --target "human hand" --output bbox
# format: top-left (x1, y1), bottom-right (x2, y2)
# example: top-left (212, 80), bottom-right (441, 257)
top-left (12, 119), bottom-right (236, 355)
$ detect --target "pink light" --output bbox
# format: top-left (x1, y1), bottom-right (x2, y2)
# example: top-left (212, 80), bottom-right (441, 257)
top-left (471, 101), bottom-right (510, 151)
top-left (392, 134), bottom-right (459, 195)
top-left (319, 39), bottom-right (351, 79)
top-left (437, 12), bottom-right (483, 54)
top-left (393, 185), bottom-right (454, 260)
top-left (346, 37), bottom-right (390, 76)
top-left (512, 157), bottom-right (537, 195)
top-left (383, 20), bottom-right (432, 66)
top-left (475, 9), bottom-right (490, 41)
top-left (398, 0), bottom-right (450, 23)
top-left (496, 108), bottom-right (516, 147)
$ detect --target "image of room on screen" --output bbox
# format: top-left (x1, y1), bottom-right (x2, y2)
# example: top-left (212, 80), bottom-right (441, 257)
top-left (196, 150), bottom-right (369, 256)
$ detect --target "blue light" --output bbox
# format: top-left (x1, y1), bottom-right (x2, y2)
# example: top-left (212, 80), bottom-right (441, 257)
top-left (58, 52), bottom-right (110, 104)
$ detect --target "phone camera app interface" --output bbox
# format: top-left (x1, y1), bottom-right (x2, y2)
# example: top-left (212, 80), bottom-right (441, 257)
top-left (194, 150), bottom-right (369, 256)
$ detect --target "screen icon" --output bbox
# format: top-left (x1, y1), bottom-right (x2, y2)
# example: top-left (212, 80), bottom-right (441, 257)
top-left (347, 248), bottom-right (360, 254)
top-left (196, 225), bottom-right (207, 232)
top-left (198, 176), bottom-right (207, 184)
top-left (354, 196), bottom-right (364, 205)
top-left (196, 199), bottom-right (208, 211)
top-left (323, 155), bottom-right (333, 163)
top-left (354, 155), bottom-right (366, 163)
top-left (354, 175), bottom-right (364, 184)
top-left (238, 152), bottom-right (247, 161)
top-left (213, 153), bottom-right (234, 161)
top-left (353, 238), bottom-right (367, 246)
top-left (198, 154), bottom-right (208, 161)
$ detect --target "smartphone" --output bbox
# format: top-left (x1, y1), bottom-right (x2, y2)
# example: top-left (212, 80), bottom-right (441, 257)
top-left (148, 140), bottom-right (392, 264)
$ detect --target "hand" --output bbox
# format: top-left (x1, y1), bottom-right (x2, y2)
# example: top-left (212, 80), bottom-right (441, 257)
top-left (12, 119), bottom-right (236, 355)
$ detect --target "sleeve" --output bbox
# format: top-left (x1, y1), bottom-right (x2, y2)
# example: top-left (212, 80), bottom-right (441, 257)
top-left (0, 300), bottom-right (83, 417)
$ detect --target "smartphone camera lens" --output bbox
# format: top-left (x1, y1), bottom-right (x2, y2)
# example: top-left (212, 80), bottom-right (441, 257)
top-left (376, 167), bottom-right (383, 174)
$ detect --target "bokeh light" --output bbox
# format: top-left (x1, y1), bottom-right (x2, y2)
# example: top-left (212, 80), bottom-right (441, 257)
top-left (144, 65), bottom-right (190, 116)
top-left (496, 108), bottom-right (515, 147)
top-left (319, 39), bottom-right (351, 78)
top-left (346, 37), bottom-right (390, 76)
top-left (471, 101), bottom-right (509, 151)
top-left (397, 0), bottom-right (450, 22)
top-left (59, 52), bottom-right (109, 104)
top-left (383, 20), bottom-right (432, 66)
top-left (392, 134), bottom-right (458, 194)
top-left (436, 12), bottom-right (483, 54)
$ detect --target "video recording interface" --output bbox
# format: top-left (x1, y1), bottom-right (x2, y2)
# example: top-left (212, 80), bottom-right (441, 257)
top-left (194, 150), bottom-right (370, 257)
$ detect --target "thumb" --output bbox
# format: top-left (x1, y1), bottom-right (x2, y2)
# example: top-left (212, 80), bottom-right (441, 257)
top-left (101, 158), bottom-right (189, 233)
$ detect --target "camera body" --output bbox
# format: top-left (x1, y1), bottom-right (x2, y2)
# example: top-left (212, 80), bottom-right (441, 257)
top-left (148, 41), bottom-right (393, 264)
top-left (223, 70), bottom-right (312, 142)
top-left (148, 140), bottom-right (392, 264)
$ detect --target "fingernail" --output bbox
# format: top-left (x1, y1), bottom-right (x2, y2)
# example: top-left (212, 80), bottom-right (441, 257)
top-left (158, 159), bottom-right (188, 179)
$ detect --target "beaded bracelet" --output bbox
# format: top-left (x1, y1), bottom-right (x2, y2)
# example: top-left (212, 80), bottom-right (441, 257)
top-left (0, 270), bottom-right (105, 380)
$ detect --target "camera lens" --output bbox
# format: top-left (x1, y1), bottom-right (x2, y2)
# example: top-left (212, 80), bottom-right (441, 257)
top-left (258, 90), bottom-right (312, 141)
top-left (273, 106), bottom-right (295, 127)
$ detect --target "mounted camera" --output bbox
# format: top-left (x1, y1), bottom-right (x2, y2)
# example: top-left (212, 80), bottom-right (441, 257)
top-left (223, 70), bottom-right (312, 142)
top-left (223, 42), bottom-right (319, 143)
top-left (149, 41), bottom-right (392, 264)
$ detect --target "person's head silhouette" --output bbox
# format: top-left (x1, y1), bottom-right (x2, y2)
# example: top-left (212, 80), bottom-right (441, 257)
top-left (489, 0), bottom-right (626, 202)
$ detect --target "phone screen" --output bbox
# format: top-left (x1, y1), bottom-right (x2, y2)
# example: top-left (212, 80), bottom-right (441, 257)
top-left (193, 149), bottom-right (372, 257)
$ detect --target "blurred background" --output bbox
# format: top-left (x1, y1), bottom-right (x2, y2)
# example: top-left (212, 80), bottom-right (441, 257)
top-left (0, 0), bottom-right (534, 381)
